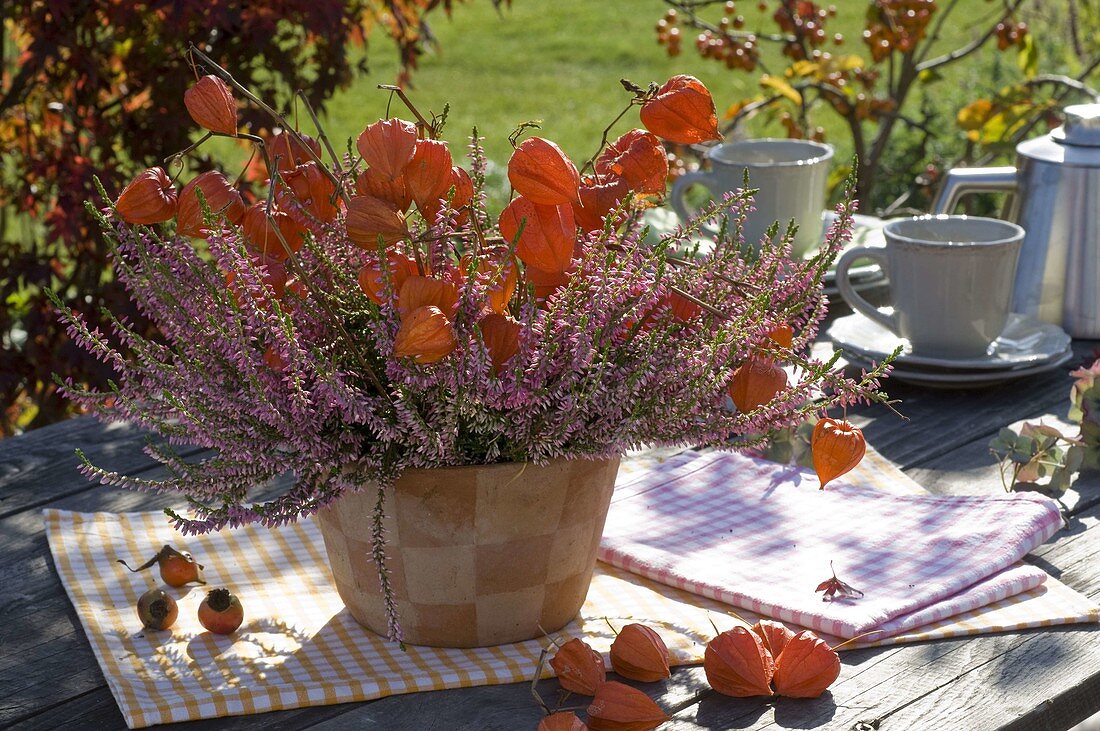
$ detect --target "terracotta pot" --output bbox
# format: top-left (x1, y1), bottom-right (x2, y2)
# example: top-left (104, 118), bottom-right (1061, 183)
top-left (315, 456), bottom-right (621, 647)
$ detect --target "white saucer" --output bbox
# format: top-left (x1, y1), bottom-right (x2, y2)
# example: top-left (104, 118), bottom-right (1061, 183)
top-left (828, 312), bottom-right (1072, 371)
top-left (845, 347), bottom-right (1074, 388)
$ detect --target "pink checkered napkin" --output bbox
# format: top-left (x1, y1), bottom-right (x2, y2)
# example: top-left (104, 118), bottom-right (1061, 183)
top-left (598, 450), bottom-right (1063, 640)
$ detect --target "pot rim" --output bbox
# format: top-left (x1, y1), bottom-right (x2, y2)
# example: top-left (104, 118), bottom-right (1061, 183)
top-left (341, 454), bottom-right (622, 481)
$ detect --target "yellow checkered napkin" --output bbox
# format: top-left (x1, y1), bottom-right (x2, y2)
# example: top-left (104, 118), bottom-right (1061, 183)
top-left (45, 450), bottom-right (1098, 728)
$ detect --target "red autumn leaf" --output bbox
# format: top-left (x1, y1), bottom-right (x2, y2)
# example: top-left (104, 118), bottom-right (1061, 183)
top-left (508, 136), bottom-right (581, 205)
top-left (357, 118), bottom-right (418, 181)
top-left (183, 75), bottom-right (237, 136)
top-left (772, 630), bottom-right (841, 698)
top-left (405, 139), bottom-right (454, 213)
top-left (498, 195), bottom-right (575, 274)
top-left (640, 75), bottom-right (721, 144)
top-left (596, 129), bottom-right (669, 196)
top-left (176, 170), bottom-right (246, 238)
top-left (345, 194), bottom-right (410, 248)
top-left (815, 561), bottom-right (864, 602)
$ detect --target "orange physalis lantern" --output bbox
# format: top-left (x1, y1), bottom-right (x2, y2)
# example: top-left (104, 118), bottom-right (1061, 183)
top-left (240, 203), bottom-right (304, 262)
top-left (549, 638), bottom-right (606, 696)
top-left (356, 118), bottom-right (418, 181)
top-left (538, 711), bottom-right (588, 731)
top-left (115, 167), bottom-right (177, 225)
top-left (392, 305), bottom-right (457, 364)
top-left (507, 137), bottom-right (581, 206)
top-left (356, 167), bottom-right (412, 213)
top-left (184, 75), bottom-right (237, 137)
top-left (281, 162), bottom-right (338, 222)
top-left (766, 323), bottom-right (795, 349)
top-left (728, 358), bottom-right (788, 412)
top-left (478, 313), bottom-right (521, 374)
top-left (528, 265), bottom-right (573, 308)
top-left (461, 249), bottom-right (518, 314)
top-left (405, 139), bottom-right (454, 213)
top-left (811, 417), bottom-right (866, 490)
top-left (345, 195), bottom-right (410, 248)
top-left (269, 132), bottom-right (322, 174)
top-left (573, 176), bottom-right (629, 234)
top-left (421, 166), bottom-right (475, 225)
top-left (596, 129), bottom-right (669, 196)
top-left (640, 75), bottom-right (721, 144)
top-left (176, 171), bottom-right (246, 238)
top-left (498, 196), bottom-right (575, 274)
top-left (703, 626), bottom-right (775, 697)
top-left (397, 275), bottom-right (459, 317)
top-left (668, 290), bottom-right (703, 322)
top-left (772, 630), bottom-right (841, 698)
top-left (752, 620), bottom-right (796, 659)
top-left (358, 253), bottom-right (418, 305)
top-left (609, 623), bottom-right (671, 683)
top-left (586, 681), bottom-right (669, 731)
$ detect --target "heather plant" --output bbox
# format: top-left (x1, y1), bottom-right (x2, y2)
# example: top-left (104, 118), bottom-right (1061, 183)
top-left (54, 50), bottom-right (892, 639)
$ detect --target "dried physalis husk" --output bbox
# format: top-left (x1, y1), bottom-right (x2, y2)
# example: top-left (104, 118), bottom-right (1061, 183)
top-left (406, 139), bottom-right (454, 213)
top-left (772, 630), bottom-right (841, 699)
top-left (595, 129), bottom-right (668, 197)
top-left (356, 167), bottom-right (412, 212)
top-left (345, 194), bottom-right (410, 248)
top-left (703, 626), bottom-right (775, 697)
top-left (549, 637), bottom-right (606, 696)
top-left (766, 323), bottom-right (794, 349)
top-left (752, 620), bottom-right (795, 659)
top-left (573, 176), bottom-right (629, 233)
top-left (727, 358), bottom-right (788, 413)
top-left (281, 162), bottom-right (338, 222)
top-left (358, 252), bottom-right (418, 305)
top-left (667, 291), bottom-right (702, 322)
top-left (609, 623), bottom-right (671, 683)
top-left (184, 75), bottom-right (237, 136)
top-left (176, 170), bottom-right (245, 238)
top-left (115, 167), bottom-right (177, 225)
top-left (240, 202), bottom-right (304, 263)
top-left (508, 136), bottom-right (581, 205)
top-left (392, 305), bottom-right (457, 364)
top-left (811, 417), bottom-right (867, 490)
top-left (398, 275), bottom-right (459, 318)
top-left (478, 313), bottom-right (521, 375)
top-left (499, 196), bottom-right (575, 275)
top-left (269, 131), bottom-right (322, 174)
top-left (639, 75), bottom-right (721, 145)
top-left (538, 711), bottom-right (588, 731)
top-left (586, 681), bottom-right (669, 731)
top-left (356, 118), bottom-right (418, 181)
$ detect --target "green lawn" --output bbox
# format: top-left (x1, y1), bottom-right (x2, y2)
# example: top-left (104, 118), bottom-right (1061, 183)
top-left (263, 0), bottom-right (1008, 174)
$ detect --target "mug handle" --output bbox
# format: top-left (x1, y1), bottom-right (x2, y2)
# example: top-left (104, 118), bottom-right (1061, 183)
top-left (669, 170), bottom-right (720, 238)
top-left (835, 245), bottom-right (897, 335)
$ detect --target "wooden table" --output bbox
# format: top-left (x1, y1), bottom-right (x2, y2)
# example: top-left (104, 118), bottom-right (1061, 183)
top-left (3, 341), bottom-right (1099, 730)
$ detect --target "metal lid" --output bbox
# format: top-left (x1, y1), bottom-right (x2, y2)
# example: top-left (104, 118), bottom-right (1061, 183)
top-left (1052, 104), bottom-right (1100, 147)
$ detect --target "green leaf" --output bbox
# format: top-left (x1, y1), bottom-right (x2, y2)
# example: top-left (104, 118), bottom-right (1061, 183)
top-left (1017, 33), bottom-right (1039, 79)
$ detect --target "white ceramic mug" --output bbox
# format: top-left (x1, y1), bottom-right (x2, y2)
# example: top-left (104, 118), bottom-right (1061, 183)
top-left (670, 138), bottom-right (833, 257)
top-left (835, 215), bottom-right (1026, 358)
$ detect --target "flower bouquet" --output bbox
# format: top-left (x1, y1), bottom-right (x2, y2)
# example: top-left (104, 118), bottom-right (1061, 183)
top-left (55, 48), bottom-right (890, 646)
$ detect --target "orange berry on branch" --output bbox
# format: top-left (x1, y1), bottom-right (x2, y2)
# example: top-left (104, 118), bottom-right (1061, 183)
top-left (507, 136), bottom-right (581, 206)
top-left (811, 417), bottom-right (866, 489)
top-left (640, 75), bottom-right (722, 144)
top-left (115, 167), bottom-right (177, 225)
top-left (184, 75), bottom-right (237, 137)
